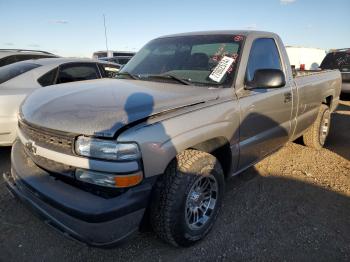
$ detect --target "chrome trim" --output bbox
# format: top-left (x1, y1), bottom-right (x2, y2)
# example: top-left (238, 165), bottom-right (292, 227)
top-left (17, 129), bottom-right (139, 173)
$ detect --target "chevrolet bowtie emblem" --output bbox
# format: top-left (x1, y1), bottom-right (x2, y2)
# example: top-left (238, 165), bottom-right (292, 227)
top-left (25, 141), bottom-right (37, 154)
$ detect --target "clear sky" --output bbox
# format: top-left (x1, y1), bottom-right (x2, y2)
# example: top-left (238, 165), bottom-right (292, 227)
top-left (0, 0), bottom-right (349, 57)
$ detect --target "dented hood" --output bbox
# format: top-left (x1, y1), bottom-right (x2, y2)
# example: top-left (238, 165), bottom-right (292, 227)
top-left (21, 79), bottom-right (219, 137)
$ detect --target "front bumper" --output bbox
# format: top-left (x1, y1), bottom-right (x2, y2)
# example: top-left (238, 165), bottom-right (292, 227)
top-left (4, 140), bottom-right (154, 247)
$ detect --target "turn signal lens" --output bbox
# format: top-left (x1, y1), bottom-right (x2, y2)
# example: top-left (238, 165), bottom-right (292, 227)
top-left (75, 169), bottom-right (143, 188)
top-left (114, 173), bottom-right (143, 188)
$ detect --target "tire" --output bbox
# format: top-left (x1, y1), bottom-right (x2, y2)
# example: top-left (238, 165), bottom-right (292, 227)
top-left (303, 104), bottom-right (331, 150)
top-left (150, 149), bottom-right (225, 247)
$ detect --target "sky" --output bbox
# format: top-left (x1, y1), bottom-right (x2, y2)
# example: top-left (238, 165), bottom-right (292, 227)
top-left (0, 0), bottom-right (349, 57)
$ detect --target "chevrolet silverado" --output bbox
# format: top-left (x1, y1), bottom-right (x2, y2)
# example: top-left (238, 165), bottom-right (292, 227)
top-left (4, 31), bottom-right (341, 247)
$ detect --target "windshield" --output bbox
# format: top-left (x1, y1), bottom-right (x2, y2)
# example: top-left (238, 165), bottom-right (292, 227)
top-left (119, 34), bottom-right (244, 87)
top-left (0, 62), bottom-right (41, 84)
top-left (320, 51), bottom-right (350, 70)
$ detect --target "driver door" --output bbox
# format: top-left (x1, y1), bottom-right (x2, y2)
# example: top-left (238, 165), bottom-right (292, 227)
top-left (237, 38), bottom-right (293, 170)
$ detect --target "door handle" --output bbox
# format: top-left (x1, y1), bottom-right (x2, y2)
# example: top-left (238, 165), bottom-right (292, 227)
top-left (284, 92), bottom-right (292, 103)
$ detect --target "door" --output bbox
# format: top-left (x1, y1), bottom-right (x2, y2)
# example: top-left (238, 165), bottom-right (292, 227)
top-left (237, 38), bottom-right (293, 170)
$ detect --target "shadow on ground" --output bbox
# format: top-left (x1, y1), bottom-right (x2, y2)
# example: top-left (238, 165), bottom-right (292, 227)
top-left (0, 164), bottom-right (349, 262)
top-left (326, 100), bottom-right (350, 160)
top-left (0, 147), bottom-right (11, 174)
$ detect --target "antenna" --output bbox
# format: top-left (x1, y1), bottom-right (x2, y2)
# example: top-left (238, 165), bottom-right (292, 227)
top-left (103, 14), bottom-right (109, 55)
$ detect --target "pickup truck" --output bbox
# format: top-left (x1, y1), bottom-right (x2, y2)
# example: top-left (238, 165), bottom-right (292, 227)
top-left (4, 31), bottom-right (341, 247)
top-left (320, 48), bottom-right (350, 94)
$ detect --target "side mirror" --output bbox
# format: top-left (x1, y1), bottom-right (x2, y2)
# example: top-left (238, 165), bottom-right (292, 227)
top-left (246, 69), bottom-right (286, 89)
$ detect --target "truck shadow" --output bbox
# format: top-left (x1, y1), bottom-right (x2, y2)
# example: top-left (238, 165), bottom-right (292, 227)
top-left (78, 167), bottom-right (350, 261)
top-left (326, 100), bottom-right (350, 160)
top-left (1, 161), bottom-right (349, 261)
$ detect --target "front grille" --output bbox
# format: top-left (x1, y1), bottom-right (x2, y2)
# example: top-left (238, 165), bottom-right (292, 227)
top-left (21, 146), bottom-right (123, 199)
top-left (19, 120), bottom-right (75, 155)
top-left (27, 151), bottom-right (75, 179)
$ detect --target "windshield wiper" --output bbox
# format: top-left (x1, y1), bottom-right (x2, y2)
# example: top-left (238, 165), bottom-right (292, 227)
top-left (116, 71), bottom-right (139, 80)
top-left (142, 74), bottom-right (192, 85)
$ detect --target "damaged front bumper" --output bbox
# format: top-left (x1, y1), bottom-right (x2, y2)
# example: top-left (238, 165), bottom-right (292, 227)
top-left (4, 140), bottom-right (155, 247)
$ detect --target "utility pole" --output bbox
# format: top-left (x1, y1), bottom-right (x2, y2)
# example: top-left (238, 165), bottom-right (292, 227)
top-left (103, 14), bottom-right (109, 56)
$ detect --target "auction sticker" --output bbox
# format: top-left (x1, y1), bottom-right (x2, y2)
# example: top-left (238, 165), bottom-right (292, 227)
top-left (209, 56), bottom-right (235, 82)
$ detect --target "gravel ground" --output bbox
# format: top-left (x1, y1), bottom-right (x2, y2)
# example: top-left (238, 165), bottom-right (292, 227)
top-left (0, 99), bottom-right (349, 262)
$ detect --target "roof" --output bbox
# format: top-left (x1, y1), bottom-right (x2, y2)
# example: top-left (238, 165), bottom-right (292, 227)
top-left (16, 57), bottom-right (119, 66)
top-left (328, 48), bottom-right (350, 53)
top-left (0, 49), bottom-right (57, 59)
top-left (157, 30), bottom-right (276, 39)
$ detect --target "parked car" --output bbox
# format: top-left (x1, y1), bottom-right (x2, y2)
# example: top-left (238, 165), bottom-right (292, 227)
top-left (0, 49), bottom-right (58, 67)
top-left (99, 55), bottom-right (134, 65)
top-left (320, 48), bottom-right (350, 94)
top-left (4, 31), bottom-right (341, 247)
top-left (0, 58), bottom-right (120, 146)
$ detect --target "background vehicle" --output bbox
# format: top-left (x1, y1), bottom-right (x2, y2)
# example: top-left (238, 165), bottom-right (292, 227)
top-left (286, 46), bottom-right (326, 70)
top-left (99, 55), bottom-right (133, 65)
top-left (320, 48), bottom-right (350, 94)
top-left (92, 50), bottom-right (136, 59)
top-left (0, 58), bottom-right (120, 146)
top-left (5, 31), bottom-right (341, 248)
top-left (0, 49), bottom-right (58, 67)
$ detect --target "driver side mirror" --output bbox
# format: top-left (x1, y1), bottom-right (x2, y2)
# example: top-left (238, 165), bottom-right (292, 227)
top-left (246, 69), bottom-right (286, 90)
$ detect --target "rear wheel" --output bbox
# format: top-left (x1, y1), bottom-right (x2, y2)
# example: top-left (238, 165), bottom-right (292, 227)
top-left (150, 149), bottom-right (224, 247)
top-left (303, 104), bottom-right (331, 149)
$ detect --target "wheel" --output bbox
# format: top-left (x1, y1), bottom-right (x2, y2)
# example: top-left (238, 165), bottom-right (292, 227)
top-left (303, 104), bottom-right (331, 149)
top-left (150, 149), bottom-right (225, 247)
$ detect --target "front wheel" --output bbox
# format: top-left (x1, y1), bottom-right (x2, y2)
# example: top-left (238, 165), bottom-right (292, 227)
top-left (303, 104), bottom-right (331, 149)
top-left (150, 149), bottom-right (224, 247)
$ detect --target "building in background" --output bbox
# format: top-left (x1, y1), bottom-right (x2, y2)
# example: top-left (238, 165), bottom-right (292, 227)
top-left (286, 46), bottom-right (327, 70)
top-left (92, 50), bottom-right (136, 59)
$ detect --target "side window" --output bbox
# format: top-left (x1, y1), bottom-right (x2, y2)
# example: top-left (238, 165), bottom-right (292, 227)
top-left (56, 63), bottom-right (100, 84)
top-left (37, 68), bottom-right (58, 87)
top-left (0, 55), bottom-right (18, 67)
top-left (246, 38), bottom-right (282, 82)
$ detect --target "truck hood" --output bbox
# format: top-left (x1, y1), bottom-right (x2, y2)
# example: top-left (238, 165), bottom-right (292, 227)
top-left (21, 79), bottom-right (219, 137)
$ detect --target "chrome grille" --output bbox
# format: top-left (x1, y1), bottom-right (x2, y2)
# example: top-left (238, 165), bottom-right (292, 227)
top-left (19, 120), bottom-right (75, 155)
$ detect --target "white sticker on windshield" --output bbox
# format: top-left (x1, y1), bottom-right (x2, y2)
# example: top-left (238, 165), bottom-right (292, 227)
top-left (209, 56), bottom-right (235, 82)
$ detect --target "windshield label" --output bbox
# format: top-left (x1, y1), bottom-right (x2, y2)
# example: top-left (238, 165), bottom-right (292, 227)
top-left (209, 56), bottom-right (235, 82)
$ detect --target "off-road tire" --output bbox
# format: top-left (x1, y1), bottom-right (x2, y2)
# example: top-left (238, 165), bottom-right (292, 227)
top-left (303, 104), bottom-right (331, 150)
top-left (150, 149), bottom-right (224, 247)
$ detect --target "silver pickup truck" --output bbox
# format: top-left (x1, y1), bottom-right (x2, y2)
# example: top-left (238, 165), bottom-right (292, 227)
top-left (4, 31), bottom-right (341, 247)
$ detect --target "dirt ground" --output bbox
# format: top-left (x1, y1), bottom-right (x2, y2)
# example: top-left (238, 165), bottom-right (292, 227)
top-left (0, 99), bottom-right (349, 262)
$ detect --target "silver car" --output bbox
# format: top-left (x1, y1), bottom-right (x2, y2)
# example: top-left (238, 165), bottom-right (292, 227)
top-left (0, 58), bottom-right (120, 146)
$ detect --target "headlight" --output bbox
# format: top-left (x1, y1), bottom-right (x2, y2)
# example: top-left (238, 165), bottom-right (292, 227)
top-left (75, 136), bottom-right (140, 161)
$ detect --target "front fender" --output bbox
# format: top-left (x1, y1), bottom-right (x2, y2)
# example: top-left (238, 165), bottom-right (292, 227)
top-left (118, 100), bottom-right (240, 177)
